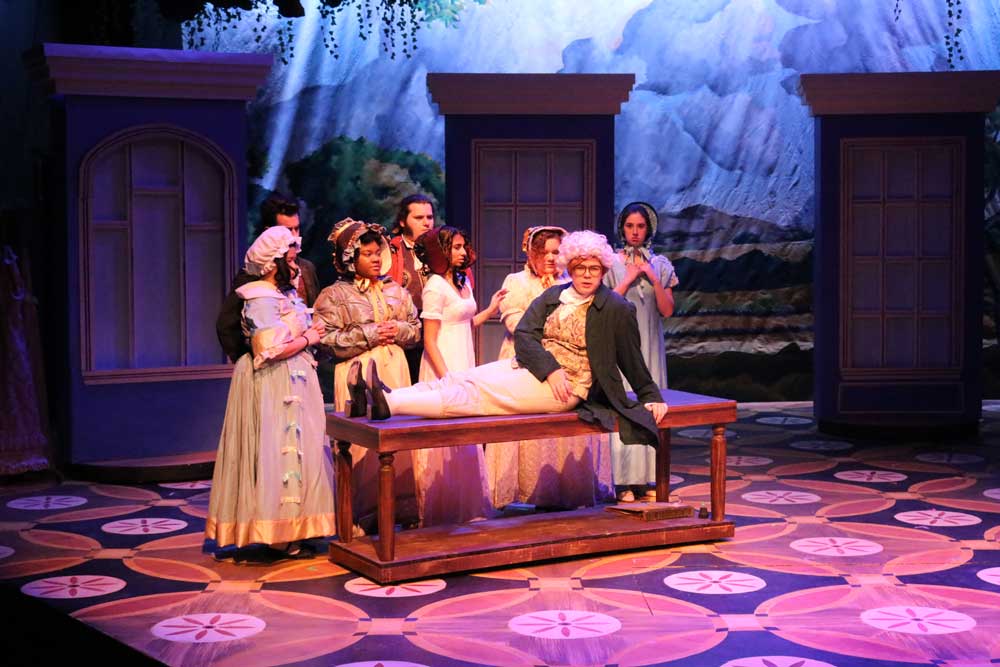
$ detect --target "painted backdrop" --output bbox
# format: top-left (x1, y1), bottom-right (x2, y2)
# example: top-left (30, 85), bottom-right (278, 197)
top-left (186, 0), bottom-right (1000, 399)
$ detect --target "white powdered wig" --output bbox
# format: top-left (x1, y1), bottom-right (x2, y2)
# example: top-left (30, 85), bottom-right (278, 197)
top-left (555, 230), bottom-right (615, 274)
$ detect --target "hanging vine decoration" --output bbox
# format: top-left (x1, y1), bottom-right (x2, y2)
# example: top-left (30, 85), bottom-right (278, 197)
top-left (186, 4), bottom-right (244, 50)
top-left (893, 0), bottom-right (965, 69)
top-left (316, 1), bottom-right (341, 58)
top-left (342, 0), bottom-right (421, 59)
top-left (183, 1), bottom-right (428, 62)
top-left (274, 15), bottom-right (297, 65)
top-left (943, 0), bottom-right (964, 69)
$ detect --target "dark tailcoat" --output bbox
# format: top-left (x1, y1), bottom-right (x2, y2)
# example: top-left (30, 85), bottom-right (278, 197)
top-left (514, 283), bottom-right (663, 445)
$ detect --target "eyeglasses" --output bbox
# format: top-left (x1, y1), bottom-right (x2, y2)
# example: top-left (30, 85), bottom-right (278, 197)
top-left (571, 264), bottom-right (603, 276)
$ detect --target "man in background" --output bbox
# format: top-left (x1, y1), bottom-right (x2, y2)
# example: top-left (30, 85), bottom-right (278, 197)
top-left (388, 193), bottom-right (436, 383)
top-left (216, 193), bottom-right (319, 362)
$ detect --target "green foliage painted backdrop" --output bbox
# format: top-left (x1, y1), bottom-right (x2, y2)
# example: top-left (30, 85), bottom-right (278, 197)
top-left (250, 135), bottom-right (445, 287)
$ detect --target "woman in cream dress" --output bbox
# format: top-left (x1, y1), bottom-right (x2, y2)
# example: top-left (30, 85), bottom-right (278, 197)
top-left (486, 226), bottom-right (613, 509)
top-left (314, 218), bottom-right (421, 530)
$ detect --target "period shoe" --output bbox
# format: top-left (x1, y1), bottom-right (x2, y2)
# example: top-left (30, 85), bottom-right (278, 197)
top-left (366, 358), bottom-right (392, 421)
top-left (232, 544), bottom-right (289, 565)
top-left (282, 541), bottom-right (316, 559)
top-left (212, 546), bottom-right (237, 562)
top-left (346, 359), bottom-right (367, 418)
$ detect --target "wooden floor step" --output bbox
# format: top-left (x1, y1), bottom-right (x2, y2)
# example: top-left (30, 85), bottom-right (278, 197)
top-left (66, 451), bottom-right (215, 484)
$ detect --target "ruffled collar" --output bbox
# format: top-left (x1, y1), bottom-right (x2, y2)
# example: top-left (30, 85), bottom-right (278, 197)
top-left (622, 245), bottom-right (652, 263)
top-left (235, 280), bottom-right (284, 300)
top-left (555, 285), bottom-right (594, 322)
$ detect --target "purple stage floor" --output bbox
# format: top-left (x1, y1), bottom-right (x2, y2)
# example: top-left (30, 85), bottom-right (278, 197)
top-left (2, 402), bottom-right (1000, 666)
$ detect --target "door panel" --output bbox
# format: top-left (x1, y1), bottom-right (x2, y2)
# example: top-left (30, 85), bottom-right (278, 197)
top-left (472, 140), bottom-right (595, 363)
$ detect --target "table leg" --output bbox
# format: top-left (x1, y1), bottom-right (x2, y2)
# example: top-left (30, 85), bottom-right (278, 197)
top-left (710, 424), bottom-right (727, 521)
top-left (655, 428), bottom-right (671, 502)
top-left (335, 440), bottom-right (353, 543)
top-left (376, 452), bottom-right (396, 562)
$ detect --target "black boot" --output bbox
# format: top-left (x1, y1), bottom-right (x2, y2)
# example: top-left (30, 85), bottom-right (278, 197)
top-left (366, 358), bottom-right (392, 421)
top-left (346, 359), bottom-right (367, 418)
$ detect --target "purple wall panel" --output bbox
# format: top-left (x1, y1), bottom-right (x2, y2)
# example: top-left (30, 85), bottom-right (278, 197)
top-left (59, 95), bottom-right (248, 462)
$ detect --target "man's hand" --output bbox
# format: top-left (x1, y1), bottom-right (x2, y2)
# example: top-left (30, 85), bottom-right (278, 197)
top-left (545, 368), bottom-right (574, 404)
top-left (644, 401), bottom-right (669, 424)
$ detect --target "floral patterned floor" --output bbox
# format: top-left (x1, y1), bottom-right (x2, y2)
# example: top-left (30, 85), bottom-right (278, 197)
top-left (2, 402), bottom-right (999, 667)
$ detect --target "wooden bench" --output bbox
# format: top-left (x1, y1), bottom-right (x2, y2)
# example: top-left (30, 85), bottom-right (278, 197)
top-left (326, 388), bottom-right (736, 583)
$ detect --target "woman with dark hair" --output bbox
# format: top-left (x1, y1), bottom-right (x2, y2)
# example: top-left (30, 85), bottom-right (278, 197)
top-left (206, 226), bottom-right (334, 562)
top-left (410, 225), bottom-right (505, 525)
top-left (313, 218), bottom-right (421, 530)
top-left (415, 225), bottom-right (505, 379)
top-left (315, 218), bottom-right (421, 414)
top-left (485, 226), bottom-right (613, 510)
top-left (603, 201), bottom-right (678, 502)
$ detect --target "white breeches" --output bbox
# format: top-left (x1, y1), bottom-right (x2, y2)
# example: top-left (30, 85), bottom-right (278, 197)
top-left (385, 359), bottom-right (580, 418)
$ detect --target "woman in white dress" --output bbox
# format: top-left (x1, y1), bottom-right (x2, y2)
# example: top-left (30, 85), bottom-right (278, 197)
top-left (485, 226), bottom-right (613, 509)
top-left (603, 202), bottom-right (678, 502)
top-left (206, 226), bottom-right (335, 561)
top-left (411, 225), bottom-right (505, 526)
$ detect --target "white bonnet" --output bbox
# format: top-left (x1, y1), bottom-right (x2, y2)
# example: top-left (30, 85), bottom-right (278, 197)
top-left (244, 226), bottom-right (299, 276)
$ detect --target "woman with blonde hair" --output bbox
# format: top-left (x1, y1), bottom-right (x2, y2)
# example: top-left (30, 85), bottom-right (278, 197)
top-left (485, 226), bottom-right (613, 509)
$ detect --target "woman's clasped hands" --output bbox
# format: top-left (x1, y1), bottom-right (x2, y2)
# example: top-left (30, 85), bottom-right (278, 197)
top-left (374, 320), bottom-right (399, 346)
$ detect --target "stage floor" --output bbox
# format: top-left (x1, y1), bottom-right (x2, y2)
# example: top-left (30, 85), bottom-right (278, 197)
top-left (2, 402), bottom-right (1000, 667)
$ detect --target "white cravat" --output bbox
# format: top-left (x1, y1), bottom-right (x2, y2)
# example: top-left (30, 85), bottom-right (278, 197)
top-left (557, 285), bottom-right (595, 322)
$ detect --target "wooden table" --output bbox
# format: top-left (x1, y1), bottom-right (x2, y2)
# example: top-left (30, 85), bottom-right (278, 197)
top-left (326, 388), bottom-right (736, 583)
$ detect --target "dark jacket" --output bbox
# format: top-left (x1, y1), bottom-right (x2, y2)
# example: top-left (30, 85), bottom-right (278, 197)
top-left (215, 257), bottom-right (321, 363)
top-left (297, 256), bottom-right (320, 307)
top-left (514, 283), bottom-right (663, 445)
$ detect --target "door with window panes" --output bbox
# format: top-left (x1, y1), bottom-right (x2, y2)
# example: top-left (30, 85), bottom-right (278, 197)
top-left (81, 127), bottom-right (235, 383)
top-left (472, 140), bottom-right (595, 363)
